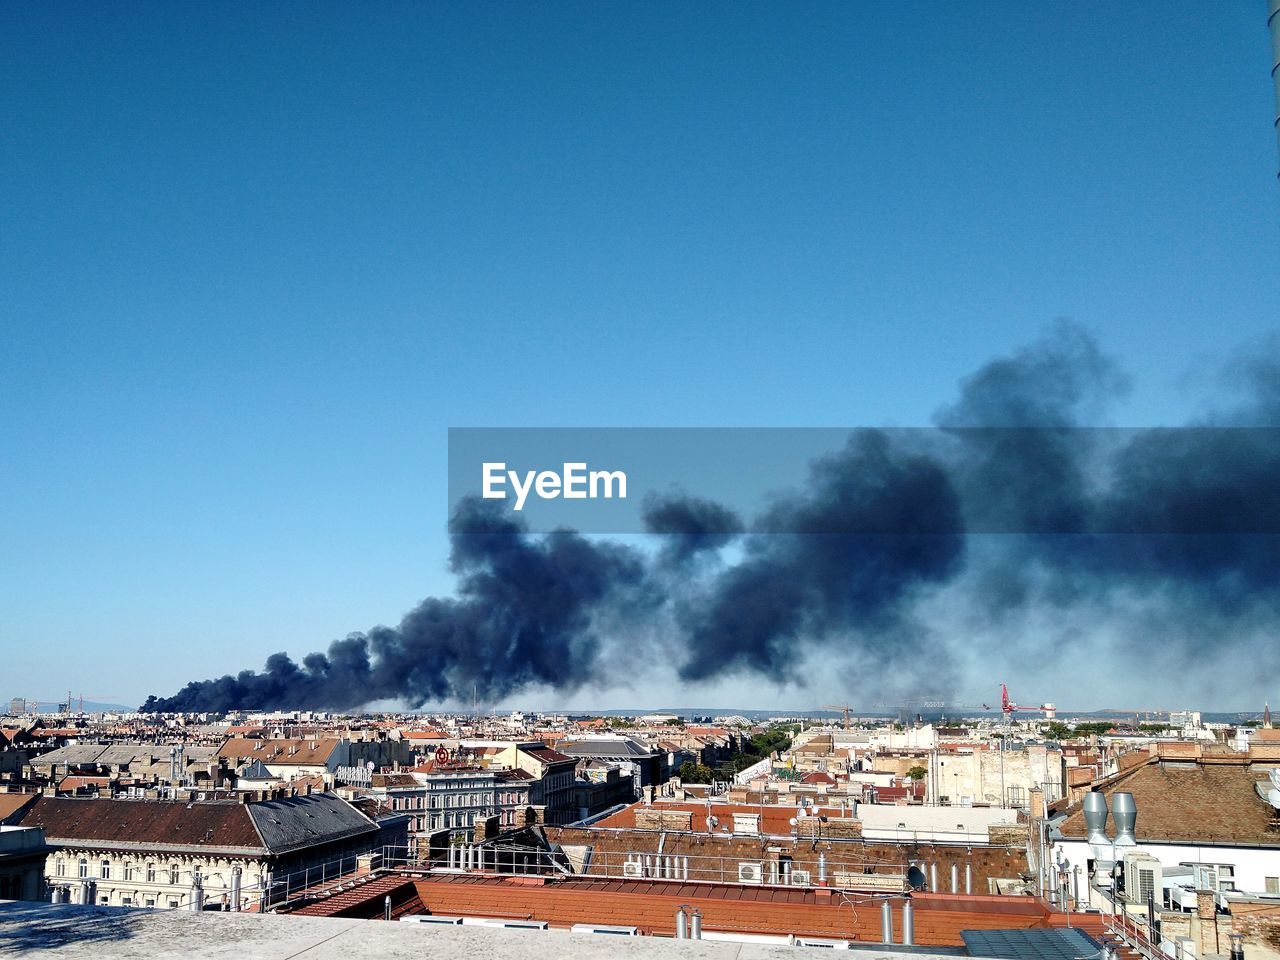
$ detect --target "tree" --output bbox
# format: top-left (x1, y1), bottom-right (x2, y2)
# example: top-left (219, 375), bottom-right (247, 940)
top-left (678, 761), bottom-right (713, 784)
top-left (1044, 721), bottom-right (1071, 741)
top-left (907, 766), bottom-right (927, 781)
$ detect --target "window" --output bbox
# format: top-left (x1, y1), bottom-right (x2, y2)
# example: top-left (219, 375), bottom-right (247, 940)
top-left (144, 898), bottom-right (156, 908)
top-left (124, 862), bottom-right (134, 881)
top-left (78, 859), bottom-right (88, 879)
top-left (146, 863), bottom-right (156, 883)
top-left (169, 864), bottom-right (180, 885)
top-left (122, 897), bottom-right (132, 907)
top-left (1218, 864), bottom-right (1236, 892)
top-left (167, 899), bottom-right (179, 909)
top-left (1266, 877), bottom-right (1279, 894)
top-left (55, 859), bottom-right (66, 877)
top-left (100, 860), bottom-right (111, 880)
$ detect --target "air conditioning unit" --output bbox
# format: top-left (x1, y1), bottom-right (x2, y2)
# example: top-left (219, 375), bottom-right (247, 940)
top-left (738, 861), bottom-right (764, 885)
top-left (1124, 854), bottom-right (1162, 904)
top-left (622, 861), bottom-right (644, 879)
top-left (790, 870), bottom-right (812, 887)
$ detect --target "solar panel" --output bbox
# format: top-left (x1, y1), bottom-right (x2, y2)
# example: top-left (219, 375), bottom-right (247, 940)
top-left (960, 927), bottom-right (1102, 960)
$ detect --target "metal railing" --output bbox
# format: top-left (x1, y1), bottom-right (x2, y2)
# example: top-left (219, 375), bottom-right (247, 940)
top-left (414, 840), bottom-right (910, 891)
top-left (1101, 898), bottom-right (1176, 960)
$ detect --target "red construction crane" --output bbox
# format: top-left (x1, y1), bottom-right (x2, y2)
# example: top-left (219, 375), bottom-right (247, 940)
top-left (999, 683), bottom-right (1057, 719)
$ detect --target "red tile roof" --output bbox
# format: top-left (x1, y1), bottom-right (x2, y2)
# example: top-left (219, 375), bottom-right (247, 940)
top-left (218, 738), bottom-right (340, 765)
top-left (0, 793), bottom-right (38, 823)
top-left (596, 801), bottom-right (849, 836)
top-left (407, 874), bottom-right (1061, 945)
top-left (16, 796), bottom-right (266, 852)
top-left (1058, 757), bottom-right (1280, 846)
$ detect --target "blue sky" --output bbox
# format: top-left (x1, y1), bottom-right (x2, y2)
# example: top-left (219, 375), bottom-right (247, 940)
top-left (3, 3), bottom-right (1279, 710)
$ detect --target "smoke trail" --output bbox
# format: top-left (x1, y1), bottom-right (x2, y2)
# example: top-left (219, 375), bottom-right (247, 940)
top-left (142, 323), bottom-right (1280, 712)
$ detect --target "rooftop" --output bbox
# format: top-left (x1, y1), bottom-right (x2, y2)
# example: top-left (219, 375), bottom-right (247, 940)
top-left (0, 900), bottom-right (974, 960)
top-left (1055, 756), bottom-right (1280, 846)
top-left (13, 793), bottom-right (375, 856)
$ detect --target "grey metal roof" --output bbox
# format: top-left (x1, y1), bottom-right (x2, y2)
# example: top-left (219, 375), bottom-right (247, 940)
top-left (246, 794), bottom-right (377, 856)
top-left (34, 742), bottom-right (220, 768)
top-left (558, 738), bottom-right (659, 759)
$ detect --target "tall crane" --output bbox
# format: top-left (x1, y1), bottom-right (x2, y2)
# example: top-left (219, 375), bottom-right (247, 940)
top-left (999, 683), bottom-right (1057, 720)
top-left (822, 704), bottom-right (853, 730)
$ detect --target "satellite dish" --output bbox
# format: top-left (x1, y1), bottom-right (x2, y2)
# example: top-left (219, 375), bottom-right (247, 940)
top-left (907, 865), bottom-right (927, 891)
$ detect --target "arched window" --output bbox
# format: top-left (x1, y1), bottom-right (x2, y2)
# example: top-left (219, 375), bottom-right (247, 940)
top-left (146, 863), bottom-right (156, 883)
top-left (124, 862), bottom-right (134, 881)
top-left (100, 859), bottom-right (111, 879)
top-left (77, 859), bottom-right (88, 879)
top-left (55, 859), bottom-right (66, 877)
top-left (169, 864), bottom-right (179, 885)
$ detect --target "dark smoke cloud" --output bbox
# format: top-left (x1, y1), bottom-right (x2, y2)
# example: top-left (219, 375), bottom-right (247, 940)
top-left (142, 499), bottom-right (654, 712)
top-left (676, 430), bottom-right (965, 681)
top-left (144, 322), bottom-right (1280, 712)
top-left (641, 492), bottom-right (743, 565)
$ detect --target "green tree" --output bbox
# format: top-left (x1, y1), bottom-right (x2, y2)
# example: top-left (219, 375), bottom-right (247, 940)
top-left (678, 761), bottom-right (714, 784)
top-left (907, 766), bottom-right (927, 781)
top-left (1044, 721), bottom-right (1071, 740)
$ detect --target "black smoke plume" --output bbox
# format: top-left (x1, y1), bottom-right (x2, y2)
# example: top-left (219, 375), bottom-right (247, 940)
top-left (143, 323), bottom-right (1280, 712)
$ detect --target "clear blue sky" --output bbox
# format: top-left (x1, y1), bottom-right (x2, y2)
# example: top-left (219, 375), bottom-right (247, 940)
top-left (3, 3), bottom-right (1278, 710)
